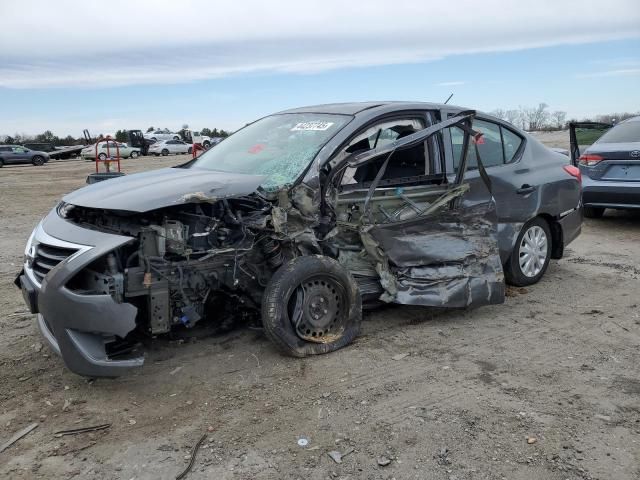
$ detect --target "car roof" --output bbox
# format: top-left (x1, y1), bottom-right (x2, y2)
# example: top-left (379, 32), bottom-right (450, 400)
top-left (276, 101), bottom-right (471, 116)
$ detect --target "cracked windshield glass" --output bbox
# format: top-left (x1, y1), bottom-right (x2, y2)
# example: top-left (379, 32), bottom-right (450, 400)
top-left (191, 113), bottom-right (351, 190)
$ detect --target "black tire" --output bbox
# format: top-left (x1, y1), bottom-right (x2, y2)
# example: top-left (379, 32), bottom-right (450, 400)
top-left (203, 141), bottom-right (211, 149)
top-left (130, 151), bottom-right (139, 158)
top-left (0, 159), bottom-right (4, 167)
top-left (583, 206), bottom-right (605, 218)
top-left (32, 155), bottom-right (45, 166)
top-left (504, 217), bottom-right (552, 287)
top-left (98, 153), bottom-right (107, 161)
top-left (261, 255), bottom-right (362, 357)
top-left (188, 147), bottom-right (193, 154)
top-left (161, 149), bottom-right (169, 156)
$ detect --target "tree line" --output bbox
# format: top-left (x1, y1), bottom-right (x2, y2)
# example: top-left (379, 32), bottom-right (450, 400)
top-left (490, 103), bottom-right (639, 131)
top-left (1, 125), bottom-right (232, 146)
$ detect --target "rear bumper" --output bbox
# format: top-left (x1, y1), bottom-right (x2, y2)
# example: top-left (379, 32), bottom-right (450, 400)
top-left (17, 210), bottom-right (143, 377)
top-left (582, 177), bottom-right (640, 209)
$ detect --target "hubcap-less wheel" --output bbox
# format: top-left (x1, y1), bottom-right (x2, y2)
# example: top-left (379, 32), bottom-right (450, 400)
top-left (289, 275), bottom-right (347, 342)
top-left (518, 225), bottom-right (548, 277)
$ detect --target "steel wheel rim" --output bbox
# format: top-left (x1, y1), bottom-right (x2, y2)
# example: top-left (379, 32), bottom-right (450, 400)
top-left (518, 225), bottom-right (548, 277)
top-left (288, 275), bottom-right (347, 342)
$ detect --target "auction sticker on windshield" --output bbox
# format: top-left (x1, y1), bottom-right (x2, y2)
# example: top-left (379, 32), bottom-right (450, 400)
top-left (291, 121), bottom-right (335, 131)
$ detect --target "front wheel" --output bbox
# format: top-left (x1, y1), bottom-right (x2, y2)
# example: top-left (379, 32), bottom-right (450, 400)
top-left (97, 153), bottom-right (107, 161)
top-left (187, 147), bottom-right (193, 154)
top-left (203, 141), bottom-right (211, 149)
top-left (129, 151), bottom-right (139, 158)
top-left (161, 149), bottom-right (169, 156)
top-left (32, 155), bottom-right (45, 166)
top-left (584, 206), bottom-right (605, 218)
top-left (261, 255), bottom-right (362, 357)
top-left (504, 217), bottom-right (551, 287)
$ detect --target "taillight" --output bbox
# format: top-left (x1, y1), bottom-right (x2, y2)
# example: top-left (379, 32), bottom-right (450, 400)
top-left (578, 154), bottom-right (603, 166)
top-left (563, 165), bottom-right (581, 184)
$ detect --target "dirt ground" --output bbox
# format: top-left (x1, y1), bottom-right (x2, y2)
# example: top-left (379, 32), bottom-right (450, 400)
top-left (1, 153), bottom-right (638, 480)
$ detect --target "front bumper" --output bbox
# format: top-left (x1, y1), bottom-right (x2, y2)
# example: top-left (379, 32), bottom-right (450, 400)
top-left (582, 177), bottom-right (640, 209)
top-left (17, 209), bottom-right (142, 377)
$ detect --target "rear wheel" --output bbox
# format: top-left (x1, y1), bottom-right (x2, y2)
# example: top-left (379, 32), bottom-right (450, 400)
top-left (188, 147), bottom-right (193, 154)
top-left (262, 255), bottom-right (361, 357)
top-left (203, 141), bottom-right (211, 149)
top-left (161, 149), bottom-right (169, 156)
top-left (505, 217), bottom-right (551, 286)
top-left (98, 153), bottom-right (107, 161)
top-left (0, 159), bottom-right (4, 167)
top-left (130, 151), bottom-right (139, 158)
top-left (583, 206), bottom-right (605, 218)
top-left (32, 155), bottom-right (45, 166)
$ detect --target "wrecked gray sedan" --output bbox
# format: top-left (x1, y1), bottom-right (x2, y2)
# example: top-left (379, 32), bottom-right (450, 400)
top-left (16, 102), bottom-right (582, 377)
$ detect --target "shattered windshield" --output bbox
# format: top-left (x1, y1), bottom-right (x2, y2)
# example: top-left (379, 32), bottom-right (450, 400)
top-left (190, 113), bottom-right (351, 190)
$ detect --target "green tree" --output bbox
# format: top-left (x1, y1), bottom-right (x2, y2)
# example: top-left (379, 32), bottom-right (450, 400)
top-left (200, 128), bottom-right (212, 137)
top-left (115, 130), bottom-right (128, 143)
top-left (146, 126), bottom-right (155, 133)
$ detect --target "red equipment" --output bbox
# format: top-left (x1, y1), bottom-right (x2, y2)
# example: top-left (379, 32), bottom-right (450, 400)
top-left (95, 136), bottom-right (121, 173)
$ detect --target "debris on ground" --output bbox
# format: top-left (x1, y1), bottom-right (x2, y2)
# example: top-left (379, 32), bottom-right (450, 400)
top-left (436, 447), bottom-right (451, 465)
top-left (297, 437), bottom-right (309, 447)
top-left (392, 353), bottom-right (409, 361)
top-left (175, 434), bottom-right (207, 480)
top-left (327, 447), bottom-right (354, 464)
top-left (377, 455), bottom-right (392, 466)
top-left (53, 424), bottom-right (111, 438)
top-left (0, 423), bottom-right (38, 453)
top-left (527, 436), bottom-right (537, 444)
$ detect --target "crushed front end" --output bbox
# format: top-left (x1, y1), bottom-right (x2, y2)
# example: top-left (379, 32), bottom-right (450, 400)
top-left (17, 194), bottom-right (288, 377)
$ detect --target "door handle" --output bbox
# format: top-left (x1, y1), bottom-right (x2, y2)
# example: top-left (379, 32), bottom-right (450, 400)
top-left (516, 184), bottom-right (536, 195)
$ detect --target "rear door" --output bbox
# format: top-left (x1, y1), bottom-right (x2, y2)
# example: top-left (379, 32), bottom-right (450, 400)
top-left (441, 114), bottom-right (537, 261)
top-left (331, 111), bottom-right (505, 308)
top-left (10, 147), bottom-right (30, 164)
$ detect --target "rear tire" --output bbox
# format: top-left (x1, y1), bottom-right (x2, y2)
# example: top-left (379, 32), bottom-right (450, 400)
top-left (261, 255), bottom-right (362, 357)
top-left (203, 141), bottom-right (211, 149)
top-left (130, 151), bottom-right (139, 158)
top-left (32, 155), bottom-right (45, 166)
top-left (504, 217), bottom-right (552, 287)
top-left (583, 206), bottom-right (605, 218)
top-left (161, 149), bottom-right (169, 156)
top-left (0, 159), bottom-right (4, 167)
top-left (98, 153), bottom-right (107, 161)
top-left (188, 147), bottom-right (193, 154)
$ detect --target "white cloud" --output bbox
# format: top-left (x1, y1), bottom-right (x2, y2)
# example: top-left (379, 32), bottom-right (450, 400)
top-left (435, 81), bottom-right (466, 87)
top-left (576, 68), bottom-right (640, 78)
top-left (1, 0), bottom-right (639, 88)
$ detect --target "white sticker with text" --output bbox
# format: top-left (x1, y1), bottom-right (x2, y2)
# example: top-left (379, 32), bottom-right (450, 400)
top-left (291, 121), bottom-right (334, 131)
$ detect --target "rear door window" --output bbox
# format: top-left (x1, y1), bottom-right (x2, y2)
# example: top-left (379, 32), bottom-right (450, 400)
top-left (451, 119), bottom-right (523, 171)
top-left (596, 122), bottom-right (640, 143)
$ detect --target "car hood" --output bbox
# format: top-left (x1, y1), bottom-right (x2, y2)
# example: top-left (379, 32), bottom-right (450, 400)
top-left (63, 167), bottom-right (266, 212)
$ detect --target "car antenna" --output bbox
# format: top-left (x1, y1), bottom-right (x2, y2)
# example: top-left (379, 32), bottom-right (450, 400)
top-left (444, 93), bottom-right (454, 105)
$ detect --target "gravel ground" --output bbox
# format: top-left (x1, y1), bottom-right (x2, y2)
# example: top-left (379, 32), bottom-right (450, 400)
top-left (0, 154), bottom-right (638, 480)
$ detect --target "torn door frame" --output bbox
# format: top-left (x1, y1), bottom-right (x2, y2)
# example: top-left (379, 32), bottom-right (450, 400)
top-left (310, 110), bottom-right (506, 308)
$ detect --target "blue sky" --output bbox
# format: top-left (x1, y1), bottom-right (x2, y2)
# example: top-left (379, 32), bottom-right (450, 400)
top-left (1, 0), bottom-right (639, 137)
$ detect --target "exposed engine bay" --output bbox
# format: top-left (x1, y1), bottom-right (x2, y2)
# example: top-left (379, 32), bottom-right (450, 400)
top-left (61, 195), bottom-right (292, 340)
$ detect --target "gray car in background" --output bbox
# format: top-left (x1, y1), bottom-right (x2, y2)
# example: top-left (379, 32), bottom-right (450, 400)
top-left (0, 145), bottom-right (50, 167)
top-left (574, 116), bottom-right (640, 217)
top-left (15, 102), bottom-right (582, 377)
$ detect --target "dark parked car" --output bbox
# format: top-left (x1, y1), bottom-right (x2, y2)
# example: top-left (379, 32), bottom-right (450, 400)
top-left (572, 116), bottom-right (640, 217)
top-left (16, 102), bottom-right (582, 377)
top-left (0, 145), bottom-right (50, 167)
